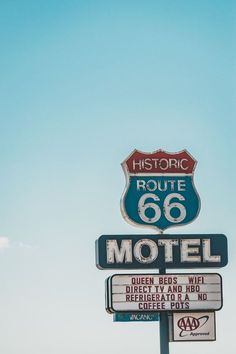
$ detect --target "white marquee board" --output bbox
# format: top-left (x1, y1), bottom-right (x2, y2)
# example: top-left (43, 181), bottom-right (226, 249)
top-left (106, 274), bottom-right (222, 313)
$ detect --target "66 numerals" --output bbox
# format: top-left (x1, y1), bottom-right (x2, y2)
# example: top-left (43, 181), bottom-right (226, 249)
top-left (137, 193), bottom-right (187, 224)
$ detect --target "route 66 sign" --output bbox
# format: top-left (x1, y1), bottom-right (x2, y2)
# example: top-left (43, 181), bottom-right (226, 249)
top-left (120, 149), bottom-right (201, 232)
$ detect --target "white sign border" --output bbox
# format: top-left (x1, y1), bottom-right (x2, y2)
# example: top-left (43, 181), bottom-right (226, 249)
top-left (106, 273), bottom-right (223, 313)
top-left (170, 311), bottom-right (216, 342)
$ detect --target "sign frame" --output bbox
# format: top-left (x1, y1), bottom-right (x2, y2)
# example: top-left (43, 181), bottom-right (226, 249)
top-left (96, 234), bottom-right (228, 269)
top-left (170, 311), bottom-right (216, 342)
top-left (106, 273), bottom-right (223, 314)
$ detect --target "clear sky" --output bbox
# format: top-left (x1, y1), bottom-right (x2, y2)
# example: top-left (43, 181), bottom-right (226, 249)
top-left (0, 1), bottom-right (235, 353)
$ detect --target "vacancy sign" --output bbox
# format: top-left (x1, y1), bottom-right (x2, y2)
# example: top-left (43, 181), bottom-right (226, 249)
top-left (106, 274), bottom-right (222, 313)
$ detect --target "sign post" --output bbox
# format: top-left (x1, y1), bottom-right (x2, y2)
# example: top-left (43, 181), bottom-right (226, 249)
top-left (96, 149), bottom-right (228, 354)
top-left (159, 268), bottom-right (169, 354)
top-left (120, 149), bottom-right (201, 354)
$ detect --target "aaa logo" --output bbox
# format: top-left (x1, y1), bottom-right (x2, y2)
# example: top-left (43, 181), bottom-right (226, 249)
top-left (177, 315), bottom-right (209, 337)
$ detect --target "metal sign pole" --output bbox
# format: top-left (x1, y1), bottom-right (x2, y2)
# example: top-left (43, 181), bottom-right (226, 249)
top-left (159, 269), bottom-right (169, 354)
top-left (158, 225), bottom-right (169, 354)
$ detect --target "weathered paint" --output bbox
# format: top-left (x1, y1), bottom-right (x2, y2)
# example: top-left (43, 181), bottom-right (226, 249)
top-left (96, 234), bottom-right (228, 269)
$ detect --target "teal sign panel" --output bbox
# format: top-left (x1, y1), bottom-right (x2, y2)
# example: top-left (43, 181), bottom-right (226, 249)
top-left (96, 234), bottom-right (228, 269)
top-left (114, 312), bottom-right (160, 322)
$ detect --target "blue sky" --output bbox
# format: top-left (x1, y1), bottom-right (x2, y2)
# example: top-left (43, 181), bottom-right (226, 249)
top-left (0, 1), bottom-right (235, 353)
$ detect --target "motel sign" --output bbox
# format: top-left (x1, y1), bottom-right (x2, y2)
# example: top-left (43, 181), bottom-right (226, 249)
top-left (96, 234), bottom-right (228, 269)
top-left (96, 149), bottom-right (228, 352)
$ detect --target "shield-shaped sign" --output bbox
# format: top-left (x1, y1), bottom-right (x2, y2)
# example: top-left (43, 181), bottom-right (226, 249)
top-left (121, 149), bottom-right (200, 232)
